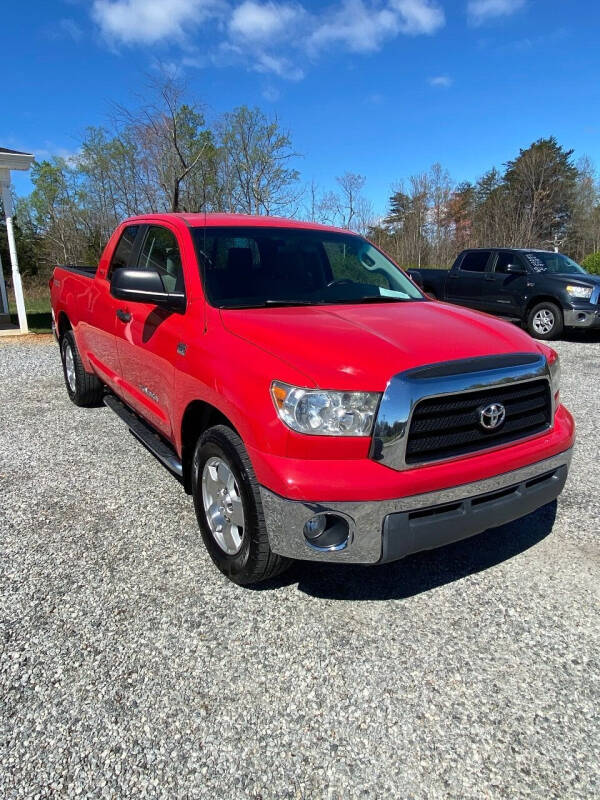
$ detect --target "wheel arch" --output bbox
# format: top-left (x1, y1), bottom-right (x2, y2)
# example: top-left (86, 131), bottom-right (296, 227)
top-left (57, 311), bottom-right (72, 340)
top-left (180, 400), bottom-right (240, 493)
top-left (525, 295), bottom-right (564, 317)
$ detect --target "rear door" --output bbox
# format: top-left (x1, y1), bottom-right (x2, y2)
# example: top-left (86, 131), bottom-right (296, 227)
top-left (445, 250), bottom-right (492, 310)
top-left (80, 223), bottom-right (142, 391)
top-left (114, 223), bottom-right (187, 439)
top-left (480, 251), bottom-right (529, 316)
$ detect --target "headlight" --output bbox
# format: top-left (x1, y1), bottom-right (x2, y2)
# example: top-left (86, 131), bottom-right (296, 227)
top-left (566, 284), bottom-right (593, 300)
top-left (271, 381), bottom-right (381, 436)
top-left (548, 352), bottom-right (560, 399)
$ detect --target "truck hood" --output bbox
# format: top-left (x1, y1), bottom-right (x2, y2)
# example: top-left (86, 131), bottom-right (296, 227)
top-left (220, 301), bottom-right (546, 390)
top-left (540, 272), bottom-right (600, 287)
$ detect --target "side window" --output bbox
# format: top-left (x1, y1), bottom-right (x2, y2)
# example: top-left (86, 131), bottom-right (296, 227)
top-left (108, 225), bottom-right (140, 277)
top-left (136, 225), bottom-right (184, 293)
top-left (460, 251), bottom-right (491, 273)
top-left (495, 252), bottom-right (519, 273)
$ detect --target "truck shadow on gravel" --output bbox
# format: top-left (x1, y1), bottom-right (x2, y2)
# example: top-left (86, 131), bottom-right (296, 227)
top-left (257, 501), bottom-right (558, 601)
top-left (558, 329), bottom-right (600, 344)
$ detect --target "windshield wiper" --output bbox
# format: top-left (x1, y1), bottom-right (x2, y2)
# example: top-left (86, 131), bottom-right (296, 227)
top-left (222, 296), bottom-right (413, 309)
top-left (338, 295), bottom-right (411, 304)
top-left (221, 299), bottom-right (315, 309)
top-left (264, 299), bottom-right (315, 306)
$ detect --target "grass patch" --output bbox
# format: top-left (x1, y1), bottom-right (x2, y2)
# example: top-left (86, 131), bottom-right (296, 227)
top-left (7, 283), bottom-right (52, 334)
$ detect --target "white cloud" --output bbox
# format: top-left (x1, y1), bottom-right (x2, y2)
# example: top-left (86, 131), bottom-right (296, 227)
top-left (229, 1), bottom-right (304, 42)
top-left (309, 0), bottom-right (444, 54)
top-left (90, 0), bottom-right (446, 79)
top-left (467, 0), bottom-right (525, 26)
top-left (392, 0), bottom-right (446, 35)
top-left (309, 1), bottom-right (399, 54)
top-left (58, 19), bottom-right (84, 42)
top-left (429, 74), bottom-right (452, 86)
top-left (92, 0), bottom-right (221, 45)
top-left (255, 52), bottom-right (305, 80)
top-left (262, 85), bottom-right (281, 102)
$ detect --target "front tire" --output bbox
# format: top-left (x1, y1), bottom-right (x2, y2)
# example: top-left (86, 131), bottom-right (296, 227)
top-left (60, 331), bottom-right (104, 407)
top-left (527, 301), bottom-right (563, 340)
top-left (191, 425), bottom-right (291, 585)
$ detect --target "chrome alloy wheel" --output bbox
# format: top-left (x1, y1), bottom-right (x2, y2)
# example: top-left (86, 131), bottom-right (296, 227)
top-left (201, 457), bottom-right (245, 555)
top-left (532, 308), bottom-right (555, 335)
top-left (64, 342), bottom-right (77, 392)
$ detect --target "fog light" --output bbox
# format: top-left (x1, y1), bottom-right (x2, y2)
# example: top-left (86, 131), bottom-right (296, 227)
top-left (304, 515), bottom-right (327, 540)
top-left (303, 513), bottom-right (351, 551)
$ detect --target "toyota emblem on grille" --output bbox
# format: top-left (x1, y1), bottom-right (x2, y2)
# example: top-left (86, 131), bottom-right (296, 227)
top-left (478, 402), bottom-right (506, 431)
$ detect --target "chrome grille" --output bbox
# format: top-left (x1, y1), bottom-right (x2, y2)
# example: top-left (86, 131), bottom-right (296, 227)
top-left (370, 353), bottom-right (553, 471)
top-left (405, 379), bottom-right (552, 464)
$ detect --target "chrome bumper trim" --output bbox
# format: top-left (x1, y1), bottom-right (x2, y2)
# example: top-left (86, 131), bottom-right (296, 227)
top-left (370, 353), bottom-right (552, 471)
top-left (260, 447), bottom-right (573, 564)
top-left (564, 308), bottom-right (600, 328)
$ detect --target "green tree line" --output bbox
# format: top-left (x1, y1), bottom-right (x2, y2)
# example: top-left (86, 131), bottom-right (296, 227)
top-left (369, 139), bottom-right (600, 272)
top-left (2, 79), bottom-right (600, 283)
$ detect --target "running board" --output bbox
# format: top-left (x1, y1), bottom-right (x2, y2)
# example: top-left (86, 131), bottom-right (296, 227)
top-left (103, 394), bottom-right (183, 480)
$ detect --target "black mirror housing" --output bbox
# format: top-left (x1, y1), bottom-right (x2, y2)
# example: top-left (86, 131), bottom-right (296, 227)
top-left (110, 268), bottom-right (186, 312)
top-left (506, 263), bottom-right (527, 275)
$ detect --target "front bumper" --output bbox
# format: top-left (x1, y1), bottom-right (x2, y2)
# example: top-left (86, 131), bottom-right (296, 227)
top-left (259, 448), bottom-right (573, 564)
top-left (564, 306), bottom-right (600, 329)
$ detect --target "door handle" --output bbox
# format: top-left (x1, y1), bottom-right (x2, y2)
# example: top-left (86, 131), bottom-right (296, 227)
top-left (116, 309), bottom-right (131, 323)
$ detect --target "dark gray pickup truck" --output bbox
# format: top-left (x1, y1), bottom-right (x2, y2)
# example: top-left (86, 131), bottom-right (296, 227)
top-left (409, 248), bottom-right (600, 339)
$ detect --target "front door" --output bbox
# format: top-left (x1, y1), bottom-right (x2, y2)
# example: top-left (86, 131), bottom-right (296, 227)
top-left (480, 251), bottom-right (529, 316)
top-left (114, 224), bottom-right (187, 439)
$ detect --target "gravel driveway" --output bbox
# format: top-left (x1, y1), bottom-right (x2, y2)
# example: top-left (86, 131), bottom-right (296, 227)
top-left (1, 333), bottom-right (598, 799)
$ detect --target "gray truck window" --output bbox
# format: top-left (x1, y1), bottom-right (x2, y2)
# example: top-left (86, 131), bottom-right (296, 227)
top-left (108, 225), bottom-right (140, 276)
top-left (460, 251), bottom-right (491, 272)
top-left (137, 226), bottom-right (184, 293)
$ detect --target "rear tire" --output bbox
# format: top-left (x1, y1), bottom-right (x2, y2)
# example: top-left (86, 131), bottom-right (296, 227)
top-left (191, 425), bottom-right (291, 585)
top-left (527, 301), bottom-right (563, 340)
top-left (60, 331), bottom-right (104, 407)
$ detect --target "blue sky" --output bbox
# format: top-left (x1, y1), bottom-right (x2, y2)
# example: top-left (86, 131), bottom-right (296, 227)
top-left (3, 0), bottom-right (600, 215)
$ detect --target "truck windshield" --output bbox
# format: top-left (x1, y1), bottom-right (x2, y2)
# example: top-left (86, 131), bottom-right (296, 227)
top-left (522, 252), bottom-right (587, 275)
top-left (192, 226), bottom-right (423, 308)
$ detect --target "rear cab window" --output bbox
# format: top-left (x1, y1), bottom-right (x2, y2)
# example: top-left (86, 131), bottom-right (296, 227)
top-left (459, 251), bottom-right (492, 272)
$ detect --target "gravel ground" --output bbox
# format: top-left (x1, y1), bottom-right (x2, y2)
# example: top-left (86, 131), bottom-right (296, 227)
top-left (0, 333), bottom-right (599, 800)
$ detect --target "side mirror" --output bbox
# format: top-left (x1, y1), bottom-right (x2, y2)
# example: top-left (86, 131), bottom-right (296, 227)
top-left (110, 268), bottom-right (186, 313)
top-left (407, 269), bottom-right (424, 289)
top-left (505, 263), bottom-right (527, 275)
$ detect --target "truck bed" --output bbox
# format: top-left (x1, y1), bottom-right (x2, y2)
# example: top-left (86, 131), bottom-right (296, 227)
top-left (57, 265), bottom-right (97, 278)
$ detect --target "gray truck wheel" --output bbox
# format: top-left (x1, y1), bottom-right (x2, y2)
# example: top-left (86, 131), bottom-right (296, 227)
top-left (191, 425), bottom-right (291, 585)
top-left (60, 331), bottom-right (104, 407)
top-left (527, 301), bottom-right (564, 340)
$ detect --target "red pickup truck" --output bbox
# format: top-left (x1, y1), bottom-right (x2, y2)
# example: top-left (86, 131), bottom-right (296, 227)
top-left (50, 214), bottom-right (574, 585)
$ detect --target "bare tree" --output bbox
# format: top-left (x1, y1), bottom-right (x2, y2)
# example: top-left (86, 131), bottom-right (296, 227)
top-left (334, 172), bottom-right (366, 229)
top-left (115, 76), bottom-right (212, 213)
top-left (217, 106), bottom-right (300, 216)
